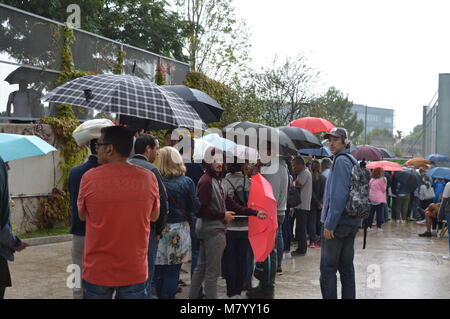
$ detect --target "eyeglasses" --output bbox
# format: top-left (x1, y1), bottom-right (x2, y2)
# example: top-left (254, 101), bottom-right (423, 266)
top-left (94, 142), bottom-right (110, 150)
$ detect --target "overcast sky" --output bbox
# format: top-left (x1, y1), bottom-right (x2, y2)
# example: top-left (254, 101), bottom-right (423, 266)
top-left (234, 0), bottom-right (450, 135)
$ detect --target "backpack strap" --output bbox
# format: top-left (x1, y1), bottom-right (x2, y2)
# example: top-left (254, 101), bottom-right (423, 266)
top-left (332, 152), bottom-right (357, 170)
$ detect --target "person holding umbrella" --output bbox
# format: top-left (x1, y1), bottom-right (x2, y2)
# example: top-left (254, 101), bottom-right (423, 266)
top-left (0, 157), bottom-right (29, 299)
top-left (188, 148), bottom-right (266, 299)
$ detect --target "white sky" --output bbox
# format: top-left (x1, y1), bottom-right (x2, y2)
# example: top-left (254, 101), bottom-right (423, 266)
top-left (233, 0), bottom-right (450, 135)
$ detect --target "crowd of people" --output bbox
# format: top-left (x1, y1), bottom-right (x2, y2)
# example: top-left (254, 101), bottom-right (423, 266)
top-left (0, 123), bottom-right (449, 300)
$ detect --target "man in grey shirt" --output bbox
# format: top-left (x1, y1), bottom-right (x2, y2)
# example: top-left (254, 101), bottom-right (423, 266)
top-left (292, 156), bottom-right (312, 256)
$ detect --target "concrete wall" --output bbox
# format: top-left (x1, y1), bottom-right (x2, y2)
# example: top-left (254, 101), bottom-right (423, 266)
top-left (0, 123), bottom-right (64, 234)
top-left (436, 74), bottom-right (450, 157)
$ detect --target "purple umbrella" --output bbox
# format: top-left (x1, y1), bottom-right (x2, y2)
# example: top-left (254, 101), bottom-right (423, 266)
top-left (352, 145), bottom-right (383, 161)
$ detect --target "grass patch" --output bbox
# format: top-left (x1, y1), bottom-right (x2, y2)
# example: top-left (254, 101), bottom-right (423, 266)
top-left (20, 226), bottom-right (70, 239)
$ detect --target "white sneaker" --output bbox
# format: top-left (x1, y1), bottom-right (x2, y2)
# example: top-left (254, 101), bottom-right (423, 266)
top-left (442, 255), bottom-right (450, 260)
top-left (377, 227), bottom-right (383, 232)
top-left (401, 220), bottom-right (406, 224)
top-left (396, 220), bottom-right (401, 224)
top-left (232, 294), bottom-right (242, 299)
top-left (367, 227), bottom-right (371, 232)
top-left (416, 220), bottom-right (426, 224)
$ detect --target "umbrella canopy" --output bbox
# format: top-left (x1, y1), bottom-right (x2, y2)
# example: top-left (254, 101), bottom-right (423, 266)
top-left (378, 148), bottom-right (394, 159)
top-left (426, 167), bottom-right (450, 180)
top-left (5, 66), bottom-right (59, 85)
top-left (352, 145), bottom-right (383, 161)
top-left (42, 74), bottom-right (207, 131)
top-left (0, 133), bottom-right (57, 162)
top-left (288, 117), bottom-right (335, 134)
top-left (277, 126), bottom-right (322, 150)
top-left (247, 174), bottom-right (278, 262)
top-left (223, 121), bottom-right (297, 156)
top-left (366, 161), bottom-right (403, 171)
top-left (162, 85), bottom-right (223, 123)
top-left (404, 157), bottom-right (431, 168)
top-left (425, 154), bottom-right (450, 163)
top-left (298, 147), bottom-right (332, 157)
top-left (394, 169), bottom-right (421, 189)
top-left (194, 133), bottom-right (259, 162)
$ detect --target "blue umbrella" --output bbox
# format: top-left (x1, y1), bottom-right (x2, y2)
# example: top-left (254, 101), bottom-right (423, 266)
top-left (426, 167), bottom-right (450, 180)
top-left (298, 147), bottom-right (332, 157)
top-left (425, 154), bottom-right (450, 162)
top-left (0, 133), bottom-right (57, 162)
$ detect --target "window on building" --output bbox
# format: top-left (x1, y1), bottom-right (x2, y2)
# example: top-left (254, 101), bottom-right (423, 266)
top-left (384, 117), bottom-right (392, 124)
top-left (368, 115), bottom-right (379, 122)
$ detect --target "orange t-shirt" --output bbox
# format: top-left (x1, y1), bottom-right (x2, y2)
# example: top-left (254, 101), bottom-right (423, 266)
top-left (77, 163), bottom-right (160, 287)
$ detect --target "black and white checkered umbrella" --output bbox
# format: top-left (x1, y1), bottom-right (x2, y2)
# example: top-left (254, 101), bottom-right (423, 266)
top-left (42, 74), bottom-right (207, 130)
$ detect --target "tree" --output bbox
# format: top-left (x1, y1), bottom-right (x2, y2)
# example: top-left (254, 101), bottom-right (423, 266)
top-left (365, 128), bottom-right (395, 147)
top-left (1, 0), bottom-right (189, 61)
top-left (309, 87), bottom-right (364, 141)
top-left (249, 55), bottom-right (319, 127)
top-left (174, 0), bottom-right (251, 82)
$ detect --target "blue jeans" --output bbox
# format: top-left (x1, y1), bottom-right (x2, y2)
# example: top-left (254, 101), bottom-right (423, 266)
top-left (276, 215), bottom-right (285, 267)
top-left (223, 230), bottom-right (250, 296)
top-left (366, 204), bottom-right (384, 228)
top-left (320, 224), bottom-right (359, 299)
top-left (154, 264), bottom-right (182, 299)
top-left (146, 229), bottom-right (158, 298)
top-left (190, 217), bottom-right (200, 277)
top-left (83, 280), bottom-right (147, 299)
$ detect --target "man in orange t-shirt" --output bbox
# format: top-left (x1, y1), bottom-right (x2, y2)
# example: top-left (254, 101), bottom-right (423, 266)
top-left (78, 126), bottom-right (160, 299)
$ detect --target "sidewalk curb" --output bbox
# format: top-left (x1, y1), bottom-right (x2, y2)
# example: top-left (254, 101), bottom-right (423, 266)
top-left (24, 234), bottom-right (73, 246)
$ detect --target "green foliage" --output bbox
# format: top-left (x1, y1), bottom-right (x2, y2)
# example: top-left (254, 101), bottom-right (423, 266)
top-left (34, 188), bottom-right (71, 229)
top-left (309, 87), bottom-right (364, 141)
top-left (113, 49), bottom-right (126, 75)
top-left (183, 71), bottom-right (261, 127)
top-left (20, 225), bottom-right (70, 239)
top-left (175, 0), bottom-right (251, 82)
top-left (2, 0), bottom-right (189, 61)
top-left (249, 55), bottom-right (319, 127)
top-left (365, 128), bottom-right (395, 145)
top-left (37, 23), bottom-right (89, 229)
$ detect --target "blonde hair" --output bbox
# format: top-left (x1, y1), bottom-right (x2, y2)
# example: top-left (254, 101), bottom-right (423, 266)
top-left (158, 146), bottom-right (186, 178)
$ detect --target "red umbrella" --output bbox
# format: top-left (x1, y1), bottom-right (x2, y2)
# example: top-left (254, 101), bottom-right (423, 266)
top-left (288, 117), bottom-right (335, 134)
top-left (247, 173), bottom-right (278, 262)
top-left (366, 161), bottom-right (403, 171)
top-left (352, 145), bottom-right (383, 161)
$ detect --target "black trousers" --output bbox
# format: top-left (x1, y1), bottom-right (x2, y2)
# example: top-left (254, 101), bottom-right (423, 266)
top-left (294, 209), bottom-right (309, 254)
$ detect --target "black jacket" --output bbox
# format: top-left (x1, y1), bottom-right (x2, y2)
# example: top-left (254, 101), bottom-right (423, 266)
top-left (311, 173), bottom-right (326, 211)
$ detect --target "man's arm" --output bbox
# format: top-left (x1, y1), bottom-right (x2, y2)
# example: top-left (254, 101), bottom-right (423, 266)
top-left (324, 157), bottom-right (353, 231)
top-left (77, 175), bottom-right (89, 221)
top-left (149, 172), bottom-right (160, 222)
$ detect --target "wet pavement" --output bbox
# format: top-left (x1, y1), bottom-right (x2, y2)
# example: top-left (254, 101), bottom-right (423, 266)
top-left (4, 221), bottom-right (450, 299)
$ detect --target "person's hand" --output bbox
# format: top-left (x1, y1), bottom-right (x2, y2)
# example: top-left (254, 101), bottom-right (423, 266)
top-left (256, 211), bottom-right (267, 219)
top-left (156, 235), bottom-right (161, 241)
top-left (323, 228), bottom-right (334, 240)
top-left (319, 204), bottom-right (323, 210)
top-left (224, 211), bottom-right (235, 222)
top-left (294, 180), bottom-right (301, 188)
top-left (16, 242), bottom-right (29, 252)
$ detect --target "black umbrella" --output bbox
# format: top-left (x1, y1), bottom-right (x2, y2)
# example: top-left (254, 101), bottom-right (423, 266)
top-left (162, 85), bottom-right (224, 123)
top-left (42, 74), bottom-right (207, 131)
top-left (278, 126), bottom-right (321, 150)
top-left (394, 169), bottom-right (421, 189)
top-left (5, 66), bottom-right (59, 85)
top-left (222, 121), bottom-right (297, 156)
top-left (378, 147), bottom-right (394, 159)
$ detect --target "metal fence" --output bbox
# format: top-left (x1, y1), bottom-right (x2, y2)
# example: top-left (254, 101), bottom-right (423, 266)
top-left (0, 3), bottom-right (190, 121)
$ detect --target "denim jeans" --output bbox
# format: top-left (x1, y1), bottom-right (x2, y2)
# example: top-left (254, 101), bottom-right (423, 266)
top-left (320, 224), bottom-right (359, 299)
top-left (276, 215), bottom-right (285, 267)
top-left (223, 230), bottom-right (250, 297)
top-left (282, 211), bottom-right (293, 252)
top-left (83, 280), bottom-right (147, 299)
top-left (366, 204), bottom-right (384, 228)
top-left (190, 216), bottom-right (200, 277)
top-left (146, 229), bottom-right (158, 298)
top-left (154, 264), bottom-right (182, 299)
top-left (307, 208), bottom-right (318, 243)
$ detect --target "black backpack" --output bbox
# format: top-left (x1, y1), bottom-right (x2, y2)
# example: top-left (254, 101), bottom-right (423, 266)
top-left (224, 177), bottom-right (248, 207)
top-left (287, 178), bottom-right (302, 208)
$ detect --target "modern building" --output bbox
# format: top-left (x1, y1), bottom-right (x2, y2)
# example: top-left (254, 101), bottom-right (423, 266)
top-left (422, 74), bottom-right (450, 157)
top-left (352, 104), bottom-right (395, 135)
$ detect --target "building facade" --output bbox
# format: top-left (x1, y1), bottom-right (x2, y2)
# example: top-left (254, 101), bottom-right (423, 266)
top-left (352, 104), bottom-right (395, 135)
top-left (422, 73), bottom-right (450, 157)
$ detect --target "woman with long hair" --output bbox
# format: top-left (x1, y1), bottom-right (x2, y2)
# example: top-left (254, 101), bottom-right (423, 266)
top-left (154, 147), bottom-right (200, 299)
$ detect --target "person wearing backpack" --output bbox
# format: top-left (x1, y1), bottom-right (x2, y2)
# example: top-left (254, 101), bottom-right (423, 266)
top-left (221, 162), bottom-right (252, 298)
top-left (320, 127), bottom-right (364, 299)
